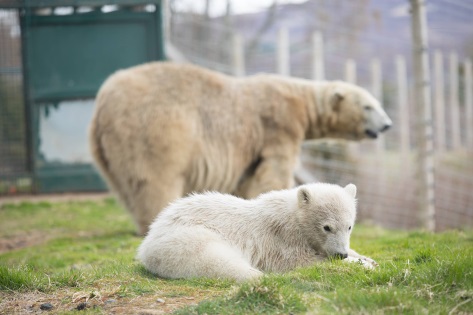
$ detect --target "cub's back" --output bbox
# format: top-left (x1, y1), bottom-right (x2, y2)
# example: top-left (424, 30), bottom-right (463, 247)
top-left (153, 192), bottom-right (252, 227)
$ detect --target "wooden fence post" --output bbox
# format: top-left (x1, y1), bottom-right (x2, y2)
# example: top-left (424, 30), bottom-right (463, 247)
top-left (410, 0), bottom-right (435, 231)
top-left (371, 58), bottom-right (385, 152)
top-left (311, 31), bottom-right (324, 80)
top-left (232, 32), bottom-right (245, 77)
top-left (433, 50), bottom-right (446, 151)
top-left (464, 59), bottom-right (473, 150)
top-left (345, 59), bottom-right (358, 155)
top-left (162, 0), bottom-right (171, 42)
top-left (396, 55), bottom-right (410, 158)
top-left (345, 59), bottom-right (357, 84)
top-left (370, 58), bottom-right (384, 220)
top-left (277, 27), bottom-right (290, 76)
top-left (449, 52), bottom-right (461, 150)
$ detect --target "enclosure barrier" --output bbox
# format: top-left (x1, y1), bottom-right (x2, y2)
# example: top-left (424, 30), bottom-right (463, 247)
top-left (0, 0), bottom-right (165, 193)
top-left (168, 2), bottom-right (472, 231)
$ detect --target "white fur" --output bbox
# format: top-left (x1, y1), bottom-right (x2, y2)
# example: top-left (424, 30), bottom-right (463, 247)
top-left (137, 183), bottom-right (377, 282)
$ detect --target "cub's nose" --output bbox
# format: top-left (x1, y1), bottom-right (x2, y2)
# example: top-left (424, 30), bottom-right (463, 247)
top-left (334, 253), bottom-right (348, 260)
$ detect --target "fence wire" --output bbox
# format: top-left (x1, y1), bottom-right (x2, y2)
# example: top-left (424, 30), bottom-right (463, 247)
top-left (168, 0), bottom-right (473, 231)
top-left (1, 1), bottom-right (472, 231)
top-left (0, 9), bottom-right (31, 194)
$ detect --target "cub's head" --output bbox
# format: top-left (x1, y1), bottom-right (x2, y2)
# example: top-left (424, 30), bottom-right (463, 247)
top-left (297, 183), bottom-right (357, 259)
top-left (312, 81), bottom-right (392, 140)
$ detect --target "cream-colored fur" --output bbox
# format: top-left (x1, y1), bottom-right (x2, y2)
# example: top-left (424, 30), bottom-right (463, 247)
top-left (89, 62), bottom-right (392, 235)
top-left (137, 183), bottom-right (377, 282)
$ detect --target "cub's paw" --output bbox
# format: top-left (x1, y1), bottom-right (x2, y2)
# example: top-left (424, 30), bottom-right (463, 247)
top-left (345, 256), bottom-right (378, 269)
top-left (360, 256), bottom-right (378, 268)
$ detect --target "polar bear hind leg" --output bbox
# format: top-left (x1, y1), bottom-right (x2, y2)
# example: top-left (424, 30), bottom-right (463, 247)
top-left (199, 241), bottom-right (263, 282)
top-left (130, 175), bottom-right (185, 236)
top-left (139, 227), bottom-right (262, 282)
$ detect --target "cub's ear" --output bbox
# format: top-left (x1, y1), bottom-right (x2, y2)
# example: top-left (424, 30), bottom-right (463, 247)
top-left (298, 187), bottom-right (311, 206)
top-left (344, 184), bottom-right (357, 198)
top-left (331, 90), bottom-right (344, 111)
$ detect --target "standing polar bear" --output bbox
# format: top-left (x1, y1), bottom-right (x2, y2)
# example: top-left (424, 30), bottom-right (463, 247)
top-left (138, 183), bottom-right (378, 282)
top-left (90, 62), bottom-right (392, 235)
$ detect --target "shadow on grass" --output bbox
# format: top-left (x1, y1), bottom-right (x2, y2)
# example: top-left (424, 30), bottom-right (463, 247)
top-left (134, 264), bottom-right (156, 280)
top-left (134, 264), bottom-right (235, 290)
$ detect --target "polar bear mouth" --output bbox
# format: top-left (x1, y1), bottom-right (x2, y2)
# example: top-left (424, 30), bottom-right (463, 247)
top-left (365, 129), bottom-right (378, 139)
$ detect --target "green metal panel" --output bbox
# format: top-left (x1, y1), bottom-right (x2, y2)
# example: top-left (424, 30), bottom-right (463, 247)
top-left (36, 164), bottom-right (107, 193)
top-left (1, 0), bottom-right (162, 9)
top-left (19, 3), bottom-right (165, 193)
top-left (25, 10), bottom-right (164, 101)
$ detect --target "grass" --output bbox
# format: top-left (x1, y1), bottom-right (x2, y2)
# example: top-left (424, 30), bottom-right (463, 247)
top-left (0, 198), bottom-right (472, 314)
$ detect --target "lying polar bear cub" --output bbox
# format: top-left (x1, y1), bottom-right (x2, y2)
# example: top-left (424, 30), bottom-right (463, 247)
top-left (137, 183), bottom-right (377, 282)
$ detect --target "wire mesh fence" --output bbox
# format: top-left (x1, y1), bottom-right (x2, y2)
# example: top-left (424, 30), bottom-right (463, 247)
top-left (168, 0), bottom-right (473, 231)
top-left (0, 9), bottom-right (32, 194)
top-left (1, 1), bottom-right (472, 231)
top-left (0, 2), bottom-right (164, 194)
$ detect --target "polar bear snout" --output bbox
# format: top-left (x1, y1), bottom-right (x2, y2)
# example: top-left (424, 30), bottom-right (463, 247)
top-left (358, 85), bottom-right (393, 139)
top-left (365, 122), bottom-right (391, 139)
top-left (364, 106), bottom-right (392, 139)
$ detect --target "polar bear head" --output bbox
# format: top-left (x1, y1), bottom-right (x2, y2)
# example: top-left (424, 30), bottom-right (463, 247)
top-left (297, 183), bottom-right (357, 259)
top-left (313, 81), bottom-right (392, 140)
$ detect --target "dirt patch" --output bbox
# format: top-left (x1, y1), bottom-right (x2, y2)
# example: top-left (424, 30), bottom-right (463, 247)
top-left (0, 231), bottom-right (51, 254)
top-left (0, 192), bottom-right (111, 207)
top-left (0, 289), bottom-right (213, 314)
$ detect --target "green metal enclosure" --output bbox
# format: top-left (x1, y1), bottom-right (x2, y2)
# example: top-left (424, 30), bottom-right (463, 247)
top-left (1, 0), bottom-right (165, 193)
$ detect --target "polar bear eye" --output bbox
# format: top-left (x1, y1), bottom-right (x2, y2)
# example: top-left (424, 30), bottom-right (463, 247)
top-left (363, 105), bottom-right (372, 111)
top-left (348, 226), bottom-right (352, 231)
top-left (323, 225), bottom-right (331, 232)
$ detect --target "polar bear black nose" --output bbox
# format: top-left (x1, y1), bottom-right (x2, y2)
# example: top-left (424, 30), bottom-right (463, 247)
top-left (334, 253), bottom-right (348, 260)
top-left (380, 124), bottom-right (391, 132)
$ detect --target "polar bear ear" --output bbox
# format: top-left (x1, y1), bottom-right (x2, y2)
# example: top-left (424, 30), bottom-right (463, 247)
top-left (331, 90), bottom-right (344, 111)
top-left (297, 187), bottom-right (311, 206)
top-left (344, 184), bottom-right (357, 198)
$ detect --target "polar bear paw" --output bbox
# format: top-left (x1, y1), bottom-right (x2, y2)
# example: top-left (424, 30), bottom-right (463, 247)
top-left (345, 256), bottom-right (378, 269)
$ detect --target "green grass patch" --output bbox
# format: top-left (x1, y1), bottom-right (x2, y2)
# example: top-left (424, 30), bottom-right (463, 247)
top-left (175, 275), bottom-right (307, 315)
top-left (1, 199), bottom-right (472, 314)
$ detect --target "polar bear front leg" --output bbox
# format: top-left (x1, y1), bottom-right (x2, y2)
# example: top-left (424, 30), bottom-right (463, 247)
top-left (346, 248), bottom-right (378, 269)
top-left (236, 154), bottom-right (296, 199)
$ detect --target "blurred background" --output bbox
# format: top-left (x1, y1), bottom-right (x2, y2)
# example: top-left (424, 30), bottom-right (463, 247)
top-left (1, 0), bottom-right (472, 231)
